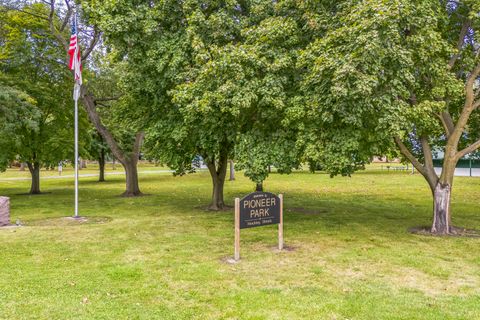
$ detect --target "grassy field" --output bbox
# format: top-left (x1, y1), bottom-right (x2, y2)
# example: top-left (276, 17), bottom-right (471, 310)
top-left (0, 162), bottom-right (171, 179)
top-left (0, 165), bottom-right (479, 319)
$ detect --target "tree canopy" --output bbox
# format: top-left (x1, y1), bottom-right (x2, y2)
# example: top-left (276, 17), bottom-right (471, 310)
top-left (298, 0), bottom-right (480, 234)
top-left (0, 82), bottom-right (39, 171)
top-left (0, 3), bottom-right (87, 193)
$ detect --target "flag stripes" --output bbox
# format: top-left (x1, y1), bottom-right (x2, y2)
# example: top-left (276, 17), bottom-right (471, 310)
top-left (69, 16), bottom-right (82, 85)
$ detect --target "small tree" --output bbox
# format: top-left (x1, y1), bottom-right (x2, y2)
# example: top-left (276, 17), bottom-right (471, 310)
top-left (86, 129), bottom-right (110, 182)
top-left (235, 132), bottom-right (301, 192)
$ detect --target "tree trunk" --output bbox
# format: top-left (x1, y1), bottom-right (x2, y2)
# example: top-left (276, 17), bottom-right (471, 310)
top-left (394, 136), bottom-right (456, 235)
top-left (81, 88), bottom-right (144, 196)
top-left (206, 154), bottom-right (228, 211)
top-left (210, 174), bottom-right (225, 210)
top-left (431, 182), bottom-right (452, 234)
top-left (27, 162), bottom-right (41, 194)
top-left (121, 159), bottom-right (141, 197)
top-left (99, 148), bottom-right (106, 182)
top-left (256, 182), bottom-right (263, 192)
top-left (229, 160), bottom-right (235, 181)
top-left (431, 156), bottom-right (455, 234)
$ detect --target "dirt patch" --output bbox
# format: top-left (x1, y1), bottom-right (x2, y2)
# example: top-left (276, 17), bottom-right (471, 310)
top-left (194, 205), bottom-right (234, 212)
top-left (389, 266), bottom-right (480, 297)
top-left (0, 224), bottom-right (21, 230)
top-left (287, 207), bottom-right (328, 215)
top-left (15, 192), bottom-right (52, 196)
top-left (220, 256), bottom-right (240, 264)
top-left (409, 226), bottom-right (480, 238)
top-left (271, 245), bottom-right (298, 252)
top-left (119, 193), bottom-right (151, 198)
top-left (22, 216), bottom-right (112, 227)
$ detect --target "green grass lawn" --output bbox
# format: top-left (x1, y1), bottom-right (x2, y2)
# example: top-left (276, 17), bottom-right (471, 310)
top-left (0, 167), bottom-right (479, 319)
top-left (0, 162), bottom-right (171, 179)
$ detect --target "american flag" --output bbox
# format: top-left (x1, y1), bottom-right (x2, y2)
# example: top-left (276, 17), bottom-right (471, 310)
top-left (69, 16), bottom-right (82, 85)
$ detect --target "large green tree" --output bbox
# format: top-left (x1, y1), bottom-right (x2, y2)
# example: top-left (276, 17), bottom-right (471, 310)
top-left (4, 0), bottom-right (147, 197)
top-left (84, 0), bottom-right (319, 209)
top-left (300, 0), bottom-right (480, 234)
top-left (0, 4), bottom-right (85, 194)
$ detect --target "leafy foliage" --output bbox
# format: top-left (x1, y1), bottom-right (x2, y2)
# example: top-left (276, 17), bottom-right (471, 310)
top-left (83, 1), bottom-right (315, 185)
top-left (0, 4), bottom-right (89, 170)
top-left (0, 82), bottom-right (39, 171)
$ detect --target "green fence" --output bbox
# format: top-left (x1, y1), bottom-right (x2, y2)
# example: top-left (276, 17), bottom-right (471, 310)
top-left (433, 159), bottom-right (480, 168)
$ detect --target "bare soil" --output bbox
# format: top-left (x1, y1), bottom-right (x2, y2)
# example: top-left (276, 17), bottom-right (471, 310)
top-left (409, 226), bottom-right (480, 237)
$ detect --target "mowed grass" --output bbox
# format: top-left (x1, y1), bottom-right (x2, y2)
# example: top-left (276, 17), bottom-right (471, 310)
top-left (0, 166), bottom-right (479, 319)
top-left (0, 162), bottom-right (171, 179)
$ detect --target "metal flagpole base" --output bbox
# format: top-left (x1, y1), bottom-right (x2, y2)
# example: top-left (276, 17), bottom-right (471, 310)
top-left (66, 216), bottom-right (88, 222)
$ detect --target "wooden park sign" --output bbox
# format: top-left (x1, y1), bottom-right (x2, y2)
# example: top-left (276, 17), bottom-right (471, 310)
top-left (234, 192), bottom-right (283, 261)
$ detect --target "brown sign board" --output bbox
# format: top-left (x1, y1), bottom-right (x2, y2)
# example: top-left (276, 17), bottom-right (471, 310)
top-left (239, 192), bottom-right (280, 229)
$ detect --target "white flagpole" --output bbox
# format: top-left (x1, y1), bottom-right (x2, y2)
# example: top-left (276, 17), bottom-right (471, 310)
top-left (71, 13), bottom-right (82, 219)
top-left (74, 83), bottom-right (80, 218)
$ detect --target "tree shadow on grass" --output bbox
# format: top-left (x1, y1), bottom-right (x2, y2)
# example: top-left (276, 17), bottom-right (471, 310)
top-left (409, 226), bottom-right (480, 238)
top-left (15, 192), bottom-right (52, 196)
top-left (4, 173), bottom-right (480, 237)
top-left (282, 191), bottom-right (480, 238)
top-left (22, 216), bottom-right (113, 227)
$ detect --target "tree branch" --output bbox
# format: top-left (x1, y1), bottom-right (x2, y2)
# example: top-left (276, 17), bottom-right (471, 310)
top-left (474, 99), bottom-right (480, 110)
top-left (456, 139), bottom-right (480, 160)
top-left (450, 61), bottom-right (480, 144)
top-left (0, 7), bottom-right (49, 21)
top-left (420, 136), bottom-right (439, 188)
top-left (59, 5), bottom-right (73, 32)
top-left (94, 96), bottom-right (121, 102)
top-left (206, 157), bottom-right (218, 178)
top-left (95, 102), bottom-right (110, 108)
top-left (394, 136), bottom-right (438, 191)
top-left (394, 136), bottom-right (426, 176)
top-left (132, 132), bottom-right (145, 160)
top-left (437, 111), bottom-right (455, 137)
top-left (421, 136), bottom-right (435, 171)
top-left (80, 86), bottom-right (127, 164)
top-left (81, 27), bottom-right (101, 61)
top-left (448, 19), bottom-right (471, 70)
top-left (466, 61), bottom-right (480, 90)
top-left (47, 0), bottom-right (68, 51)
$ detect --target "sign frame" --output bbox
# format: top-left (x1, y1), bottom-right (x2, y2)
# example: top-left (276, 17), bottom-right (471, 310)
top-left (234, 192), bottom-right (283, 261)
top-left (239, 191), bottom-right (280, 229)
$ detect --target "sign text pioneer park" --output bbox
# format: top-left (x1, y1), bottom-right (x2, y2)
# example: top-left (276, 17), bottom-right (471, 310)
top-left (240, 192), bottom-right (280, 229)
top-left (233, 192), bottom-right (284, 261)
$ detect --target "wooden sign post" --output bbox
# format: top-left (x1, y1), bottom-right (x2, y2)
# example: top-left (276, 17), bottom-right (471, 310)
top-left (234, 192), bottom-right (283, 261)
top-left (278, 194), bottom-right (283, 251)
top-left (234, 197), bottom-right (240, 261)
